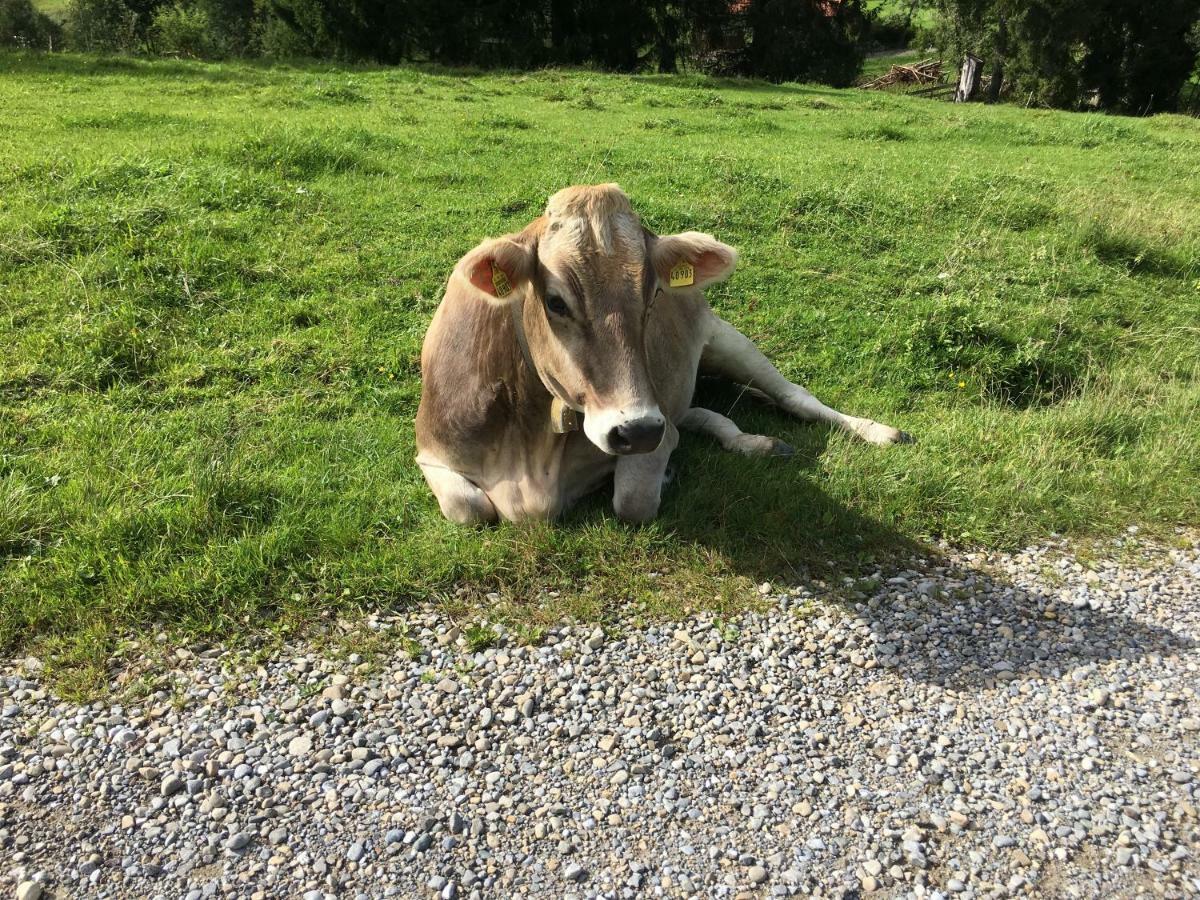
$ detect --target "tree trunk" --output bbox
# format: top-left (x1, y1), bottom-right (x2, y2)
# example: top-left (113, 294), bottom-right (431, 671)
top-left (657, 12), bottom-right (679, 73)
top-left (986, 13), bottom-right (1007, 103)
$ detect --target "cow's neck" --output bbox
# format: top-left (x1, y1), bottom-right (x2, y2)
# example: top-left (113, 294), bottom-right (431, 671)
top-left (510, 299), bottom-right (580, 435)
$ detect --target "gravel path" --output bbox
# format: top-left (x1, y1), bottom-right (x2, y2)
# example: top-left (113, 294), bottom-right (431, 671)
top-left (3, 533), bottom-right (1198, 899)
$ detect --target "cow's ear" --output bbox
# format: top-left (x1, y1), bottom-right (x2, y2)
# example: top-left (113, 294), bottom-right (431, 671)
top-left (651, 231), bottom-right (738, 291)
top-left (453, 234), bottom-right (536, 305)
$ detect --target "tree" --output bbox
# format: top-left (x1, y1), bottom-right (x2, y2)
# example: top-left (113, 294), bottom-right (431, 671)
top-left (259, 0), bottom-right (549, 65)
top-left (1080, 0), bottom-right (1200, 112)
top-left (153, 2), bottom-right (215, 56)
top-left (65, 0), bottom-right (142, 52)
top-left (545, 0), bottom-right (654, 71)
top-left (414, 0), bottom-right (548, 67)
top-left (0, 0), bottom-right (61, 49)
top-left (195, 0), bottom-right (257, 55)
top-left (261, 0), bottom-right (411, 61)
top-left (649, 0), bottom-right (683, 72)
top-left (931, 0), bottom-right (1200, 112)
top-left (48, 0), bottom-right (877, 81)
top-left (747, 0), bottom-right (867, 86)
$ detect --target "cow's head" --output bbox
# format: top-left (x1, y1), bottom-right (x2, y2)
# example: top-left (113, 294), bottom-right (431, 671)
top-left (452, 183), bottom-right (737, 456)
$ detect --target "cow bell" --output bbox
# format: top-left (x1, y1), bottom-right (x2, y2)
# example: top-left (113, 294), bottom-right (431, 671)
top-left (550, 397), bottom-right (580, 434)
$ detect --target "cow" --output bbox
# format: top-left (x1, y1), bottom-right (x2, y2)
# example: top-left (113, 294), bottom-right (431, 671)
top-left (416, 183), bottom-right (910, 525)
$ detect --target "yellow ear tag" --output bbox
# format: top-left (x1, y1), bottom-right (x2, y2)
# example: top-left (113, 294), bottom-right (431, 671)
top-left (550, 397), bottom-right (580, 433)
top-left (669, 262), bottom-right (695, 288)
top-left (491, 263), bottom-right (512, 298)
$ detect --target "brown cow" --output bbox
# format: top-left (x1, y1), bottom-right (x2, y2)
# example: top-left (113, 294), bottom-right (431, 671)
top-left (416, 184), bottom-right (909, 524)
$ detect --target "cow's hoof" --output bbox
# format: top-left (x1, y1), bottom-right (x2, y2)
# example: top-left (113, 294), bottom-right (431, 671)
top-left (863, 422), bottom-right (914, 446)
top-left (614, 504), bottom-right (659, 525)
top-left (731, 434), bottom-right (789, 457)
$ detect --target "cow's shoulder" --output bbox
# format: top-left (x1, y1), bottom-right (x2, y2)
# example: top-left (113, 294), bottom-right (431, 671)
top-left (648, 291), bottom-right (713, 359)
top-left (645, 292), bottom-right (715, 419)
top-left (417, 290), bottom-right (525, 454)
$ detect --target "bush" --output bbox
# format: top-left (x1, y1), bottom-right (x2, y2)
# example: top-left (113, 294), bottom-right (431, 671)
top-left (195, 0), bottom-right (256, 55)
top-left (255, 2), bottom-right (318, 58)
top-left (65, 0), bottom-right (140, 52)
top-left (152, 2), bottom-right (213, 57)
top-left (0, 0), bottom-right (61, 49)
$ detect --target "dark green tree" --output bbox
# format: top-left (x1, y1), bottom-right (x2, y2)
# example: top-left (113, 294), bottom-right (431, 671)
top-left (194, 0), bottom-right (257, 55)
top-left (65, 0), bottom-right (142, 51)
top-left (747, 0), bottom-right (867, 86)
top-left (0, 0), bottom-right (61, 48)
top-left (414, 0), bottom-right (547, 67)
top-left (260, 0), bottom-right (410, 61)
top-left (932, 0), bottom-right (1200, 112)
top-left (548, 0), bottom-right (654, 71)
top-left (1081, 0), bottom-right (1200, 112)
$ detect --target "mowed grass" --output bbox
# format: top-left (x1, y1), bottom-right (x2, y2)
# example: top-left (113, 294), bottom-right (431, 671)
top-left (865, 0), bottom-right (940, 35)
top-left (2, 53), bottom-right (1198, 691)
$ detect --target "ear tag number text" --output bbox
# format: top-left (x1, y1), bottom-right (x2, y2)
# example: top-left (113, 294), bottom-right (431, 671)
top-left (491, 263), bottom-right (512, 298)
top-left (669, 262), bottom-right (695, 288)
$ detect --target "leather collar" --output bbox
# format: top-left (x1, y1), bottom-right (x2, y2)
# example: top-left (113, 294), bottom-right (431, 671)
top-left (509, 298), bottom-right (580, 434)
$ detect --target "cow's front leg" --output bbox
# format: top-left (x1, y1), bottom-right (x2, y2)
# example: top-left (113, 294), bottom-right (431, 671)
top-left (612, 424), bottom-right (679, 523)
top-left (418, 460), bottom-right (498, 525)
top-left (679, 407), bottom-right (794, 457)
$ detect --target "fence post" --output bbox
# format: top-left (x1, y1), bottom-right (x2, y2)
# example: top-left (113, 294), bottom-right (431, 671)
top-left (955, 54), bottom-right (982, 103)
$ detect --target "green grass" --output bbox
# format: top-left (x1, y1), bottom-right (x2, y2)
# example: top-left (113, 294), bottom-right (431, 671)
top-left (2, 52), bottom-right (1198, 692)
top-left (865, 0), bottom-right (939, 34)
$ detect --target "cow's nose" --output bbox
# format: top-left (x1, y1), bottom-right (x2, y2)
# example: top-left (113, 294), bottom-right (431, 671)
top-left (608, 418), bottom-right (665, 455)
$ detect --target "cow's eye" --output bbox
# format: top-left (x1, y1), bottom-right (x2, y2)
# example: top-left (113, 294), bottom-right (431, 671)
top-left (544, 294), bottom-right (570, 317)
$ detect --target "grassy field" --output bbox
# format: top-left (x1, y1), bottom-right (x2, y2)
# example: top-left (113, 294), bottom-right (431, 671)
top-left (865, 0), bottom-right (939, 35)
top-left (2, 53), bottom-right (1198, 691)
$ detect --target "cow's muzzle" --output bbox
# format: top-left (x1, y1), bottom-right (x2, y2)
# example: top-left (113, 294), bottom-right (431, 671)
top-left (607, 416), bottom-right (666, 455)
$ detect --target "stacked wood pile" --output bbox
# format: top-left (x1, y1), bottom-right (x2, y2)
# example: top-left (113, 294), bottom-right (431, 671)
top-left (862, 59), bottom-right (942, 90)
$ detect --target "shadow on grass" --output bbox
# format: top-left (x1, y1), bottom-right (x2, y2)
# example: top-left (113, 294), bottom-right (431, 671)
top-left (633, 379), bottom-right (1195, 692)
top-left (0, 51), bottom-right (284, 83)
top-left (652, 376), bottom-right (918, 581)
top-left (630, 72), bottom-right (848, 99)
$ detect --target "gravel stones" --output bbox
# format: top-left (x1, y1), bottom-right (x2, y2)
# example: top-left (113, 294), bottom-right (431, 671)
top-left (1, 534), bottom-right (1199, 898)
top-left (224, 831), bottom-right (253, 852)
top-left (286, 733), bottom-right (312, 756)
